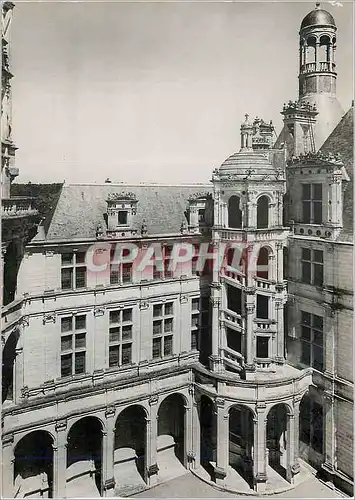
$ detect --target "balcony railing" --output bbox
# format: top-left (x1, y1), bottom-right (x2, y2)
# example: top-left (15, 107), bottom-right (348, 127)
top-left (223, 309), bottom-right (243, 330)
top-left (305, 62), bottom-right (316, 72)
top-left (2, 197), bottom-right (37, 219)
top-left (254, 318), bottom-right (276, 332)
top-left (319, 61), bottom-right (330, 71)
top-left (222, 265), bottom-right (245, 286)
top-left (221, 346), bottom-right (244, 370)
top-left (255, 277), bottom-right (273, 291)
top-left (255, 358), bottom-right (272, 370)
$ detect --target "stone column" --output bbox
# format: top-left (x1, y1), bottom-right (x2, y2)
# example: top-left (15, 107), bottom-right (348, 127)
top-left (2, 433), bottom-right (14, 498)
top-left (184, 402), bottom-right (192, 469)
top-left (291, 397), bottom-right (301, 476)
top-left (286, 410), bottom-right (295, 483)
top-left (254, 403), bottom-right (267, 492)
top-left (192, 393), bottom-right (201, 469)
top-left (322, 391), bottom-right (336, 479)
top-left (274, 298), bottom-right (285, 364)
top-left (315, 41), bottom-right (319, 71)
top-left (102, 407), bottom-right (116, 495)
top-left (209, 291), bottom-right (222, 372)
top-left (146, 396), bottom-right (159, 486)
top-left (53, 421), bottom-right (67, 498)
top-left (214, 398), bottom-right (229, 486)
top-left (245, 298), bottom-right (255, 367)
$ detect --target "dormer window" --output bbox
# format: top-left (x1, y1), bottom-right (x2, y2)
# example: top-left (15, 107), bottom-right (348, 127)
top-left (106, 192), bottom-right (138, 237)
top-left (118, 210), bottom-right (128, 225)
top-left (187, 192), bottom-right (212, 233)
top-left (198, 209), bottom-right (205, 223)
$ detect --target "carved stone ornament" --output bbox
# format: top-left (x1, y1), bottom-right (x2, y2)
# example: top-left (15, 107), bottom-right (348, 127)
top-left (107, 192), bottom-right (137, 202)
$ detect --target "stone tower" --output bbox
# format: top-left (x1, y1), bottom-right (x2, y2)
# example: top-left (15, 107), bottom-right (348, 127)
top-left (209, 115), bottom-right (289, 376)
top-left (275, 2), bottom-right (344, 156)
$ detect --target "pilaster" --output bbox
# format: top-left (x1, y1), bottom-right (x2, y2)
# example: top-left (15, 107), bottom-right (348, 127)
top-left (214, 397), bottom-right (228, 486)
top-left (102, 407), bottom-right (116, 495)
top-left (191, 392), bottom-right (201, 469)
top-left (146, 396), bottom-right (159, 486)
top-left (322, 391), bottom-right (336, 478)
top-left (2, 433), bottom-right (14, 498)
top-left (253, 403), bottom-right (267, 492)
top-left (53, 420), bottom-right (67, 498)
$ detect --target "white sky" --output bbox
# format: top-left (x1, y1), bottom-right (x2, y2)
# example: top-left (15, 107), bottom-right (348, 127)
top-left (11, 0), bottom-right (354, 184)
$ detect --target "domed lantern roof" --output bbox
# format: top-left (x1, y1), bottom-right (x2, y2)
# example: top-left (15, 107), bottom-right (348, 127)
top-left (301, 2), bottom-right (336, 30)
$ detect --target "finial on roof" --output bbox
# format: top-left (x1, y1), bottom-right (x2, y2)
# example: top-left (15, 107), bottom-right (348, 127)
top-left (315, 2), bottom-right (321, 9)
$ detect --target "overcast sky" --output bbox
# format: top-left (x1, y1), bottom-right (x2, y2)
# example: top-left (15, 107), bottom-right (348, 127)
top-left (11, 0), bottom-right (353, 184)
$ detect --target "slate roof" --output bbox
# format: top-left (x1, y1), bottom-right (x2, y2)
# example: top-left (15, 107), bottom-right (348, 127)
top-left (320, 105), bottom-right (354, 242)
top-left (39, 183), bottom-right (211, 242)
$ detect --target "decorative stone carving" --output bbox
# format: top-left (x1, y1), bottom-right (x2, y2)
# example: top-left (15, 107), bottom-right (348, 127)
top-left (139, 301), bottom-right (149, 310)
top-left (2, 433), bottom-right (14, 446)
top-left (180, 295), bottom-right (188, 304)
top-left (103, 478), bottom-right (115, 491)
top-left (147, 464), bottom-right (159, 477)
top-left (107, 192), bottom-right (137, 202)
top-left (149, 395), bottom-right (158, 406)
top-left (55, 419), bottom-right (67, 432)
top-left (43, 314), bottom-right (56, 325)
top-left (94, 308), bottom-right (105, 317)
top-left (105, 406), bottom-right (116, 418)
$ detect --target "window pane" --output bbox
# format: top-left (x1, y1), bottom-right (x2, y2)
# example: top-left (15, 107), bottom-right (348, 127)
top-left (302, 262), bottom-right (311, 284)
top-left (313, 201), bottom-right (322, 224)
top-left (75, 315), bottom-right (86, 330)
top-left (153, 305), bottom-right (163, 317)
top-left (122, 263), bottom-right (132, 283)
top-left (109, 345), bottom-right (120, 367)
top-left (61, 354), bottom-right (72, 377)
top-left (61, 268), bottom-right (73, 290)
top-left (164, 259), bottom-right (173, 278)
top-left (302, 184), bottom-right (311, 200)
top-left (313, 263), bottom-right (323, 286)
top-left (153, 320), bottom-right (162, 335)
top-left (303, 201), bottom-right (311, 223)
top-left (75, 267), bottom-right (87, 289)
top-left (313, 330), bottom-right (323, 347)
top-left (109, 327), bottom-right (120, 343)
top-left (152, 337), bottom-right (161, 359)
top-left (61, 317), bottom-right (73, 333)
top-left (313, 314), bottom-right (323, 330)
top-left (122, 308), bottom-right (132, 322)
top-left (110, 310), bottom-right (120, 324)
top-left (122, 325), bottom-right (132, 340)
top-left (313, 184), bottom-right (322, 201)
top-left (61, 335), bottom-right (72, 351)
top-left (153, 267), bottom-right (163, 280)
top-left (164, 336), bottom-right (173, 356)
top-left (122, 343), bottom-right (132, 365)
top-left (301, 311), bottom-right (311, 326)
top-left (110, 264), bottom-right (120, 285)
top-left (256, 337), bottom-right (269, 358)
top-left (191, 314), bottom-right (199, 328)
top-left (118, 211), bottom-right (128, 225)
top-left (313, 345), bottom-right (323, 371)
top-left (301, 326), bottom-right (311, 340)
top-left (192, 298), bottom-right (199, 311)
top-left (62, 252), bottom-right (73, 265)
top-left (301, 248), bottom-right (311, 261)
top-left (301, 342), bottom-right (311, 366)
top-left (75, 333), bottom-right (86, 349)
top-left (191, 330), bottom-right (198, 351)
top-left (313, 250), bottom-right (323, 263)
top-left (165, 302), bottom-right (173, 316)
top-left (164, 318), bottom-right (173, 332)
top-left (76, 252), bottom-right (86, 264)
top-left (75, 352), bottom-right (86, 374)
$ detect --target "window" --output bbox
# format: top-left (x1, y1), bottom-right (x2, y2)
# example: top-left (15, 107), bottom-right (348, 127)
top-left (118, 210), bottom-right (128, 225)
top-left (300, 311), bottom-right (323, 371)
top-left (61, 252), bottom-right (87, 290)
top-left (152, 302), bottom-right (174, 358)
top-left (256, 337), bottom-right (269, 358)
top-left (60, 315), bottom-right (87, 377)
top-left (256, 294), bottom-right (269, 319)
top-left (110, 248), bottom-right (133, 285)
top-left (198, 209), bottom-right (205, 223)
top-left (302, 184), bottom-right (322, 224)
top-left (108, 308), bottom-right (133, 367)
top-left (192, 244), bottom-right (199, 276)
top-left (257, 196), bottom-right (269, 229)
top-left (301, 248), bottom-right (323, 286)
top-left (191, 298), bottom-right (200, 350)
top-left (153, 246), bottom-right (173, 280)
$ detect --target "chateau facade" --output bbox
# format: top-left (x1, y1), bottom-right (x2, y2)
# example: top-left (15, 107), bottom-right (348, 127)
top-left (1, 3), bottom-right (353, 498)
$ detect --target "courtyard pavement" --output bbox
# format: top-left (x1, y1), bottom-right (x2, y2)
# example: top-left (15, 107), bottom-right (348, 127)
top-left (133, 470), bottom-right (346, 499)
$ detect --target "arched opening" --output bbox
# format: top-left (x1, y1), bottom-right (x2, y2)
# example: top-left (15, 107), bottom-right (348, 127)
top-left (14, 431), bottom-right (53, 498)
top-left (2, 328), bottom-right (20, 403)
top-left (305, 36), bottom-right (316, 66)
top-left (228, 196), bottom-right (242, 229)
top-left (299, 393), bottom-right (324, 469)
top-left (266, 404), bottom-right (288, 480)
top-left (66, 417), bottom-right (102, 497)
top-left (199, 395), bottom-right (216, 479)
top-left (256, 247), bottom-right (269, 280)
top-left (229, 405), bottom-right (254, 489)
top-left (319, 35), bottom-right (331, 62)
top-left (256, 196), bottom-right (269, 229)
top-left (114, 405), bottom-right (147, 495)
top-left (3, 240), bottom-right (21, 306)
top-left (157, 394), bottom-right (186, 481)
